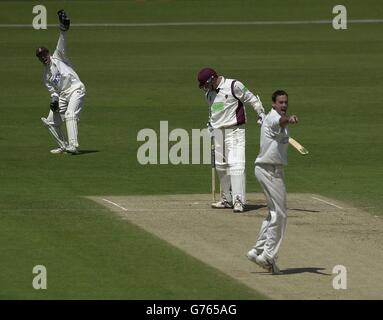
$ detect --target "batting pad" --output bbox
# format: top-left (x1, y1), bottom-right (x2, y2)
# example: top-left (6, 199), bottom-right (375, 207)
top-left (231, 173), bottom-right (246, 204)
top-left (216, 167), bottom-right (232, 203)
top-left (65, 116), bottom-right (79, 147)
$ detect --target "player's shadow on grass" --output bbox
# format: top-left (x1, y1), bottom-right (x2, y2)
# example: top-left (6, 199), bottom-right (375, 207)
top-left (243, 205), bottom-right (320, 214)
top-left (71, 150), bottom-right (100, 156)
top-left (288, 208), bottom-right (320, 213)
top-left (244, 204), bottom-right (267, 212)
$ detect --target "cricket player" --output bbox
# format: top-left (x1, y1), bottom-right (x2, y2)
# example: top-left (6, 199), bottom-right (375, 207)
top-left (246, 90), bottom-right (298, 274)
top-left (198, 68), bottom-right (265, 212)
top-left (36, 10), bottom-right (86, 154)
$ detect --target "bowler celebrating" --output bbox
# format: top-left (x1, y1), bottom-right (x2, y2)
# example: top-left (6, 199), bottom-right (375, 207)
top-left (247, 90), bottom-right (298, 274)
top-left (36, 10), bottom-right (86, 154)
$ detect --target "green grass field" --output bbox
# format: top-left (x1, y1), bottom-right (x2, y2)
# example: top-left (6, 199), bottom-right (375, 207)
top-left (0, 0), bottom-right (382, 299)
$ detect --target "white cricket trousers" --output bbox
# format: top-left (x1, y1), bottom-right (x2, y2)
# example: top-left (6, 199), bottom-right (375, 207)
top-left (213, 125), bottom-right (246, 204)
top-left (46, 86), bottom-right (86, 147)
top-left (254, 163), bottom-right (287, 261)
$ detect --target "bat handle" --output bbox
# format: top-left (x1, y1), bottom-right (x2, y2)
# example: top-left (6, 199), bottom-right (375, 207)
top-left (211, 136), bottom-right (216, 202)
top-left (212, 168), bottom-right (216, 202)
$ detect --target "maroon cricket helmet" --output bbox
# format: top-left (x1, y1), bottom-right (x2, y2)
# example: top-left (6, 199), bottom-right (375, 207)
top-left (197, 67), bottom-right (217, 88)
top-left (36, 46), bottom-right (49, 57)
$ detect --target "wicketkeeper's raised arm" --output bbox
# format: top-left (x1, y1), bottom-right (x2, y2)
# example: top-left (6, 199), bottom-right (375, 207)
top-left (233, 81), bottom-right (265, 119)
top-left (53, 10), bottom-right (70, 61)
top-left (52, 31), bottom-right (68, 62)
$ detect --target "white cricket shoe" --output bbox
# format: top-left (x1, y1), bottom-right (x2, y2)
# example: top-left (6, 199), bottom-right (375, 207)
top-left (246, 248), bottom-right (259, 263)
top-left (211, 199), bottom-right (233, 209)
top-left (251, 254), bottom-right (281, 275)
top-left (66, 145), bottom-right (80, 154)
top-left (271, 260), bottom-right (281, 274)
top-left (50, 147), bottom-right (66, 154)
top-left (233, 197), bottom-right (244, 213)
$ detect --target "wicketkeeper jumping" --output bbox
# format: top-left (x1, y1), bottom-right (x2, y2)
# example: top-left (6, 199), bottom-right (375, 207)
top-left (36, 10), bottom-right (86, 154)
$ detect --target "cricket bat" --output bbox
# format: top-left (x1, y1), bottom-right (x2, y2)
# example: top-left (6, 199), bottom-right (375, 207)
top-left (289, 137), bottom-right (309, 155)
top-left (211, 135), bottom-right (216, 202)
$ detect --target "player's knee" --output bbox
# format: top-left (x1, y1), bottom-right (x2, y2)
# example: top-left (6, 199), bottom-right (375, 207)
top-left (215, 163), bottom-right (228, 172)
top-left (65, 110), bottom-right (77, 120)
top-left (276, 208), bottom-right (288, 220)
top-left (228, 163), bottom-right (245, 175)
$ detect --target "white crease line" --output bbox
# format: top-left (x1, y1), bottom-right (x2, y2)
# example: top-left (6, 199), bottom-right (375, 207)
top-left (101, 207), bottom-right (222, 212)
top-left (2, 19), bottom-right (383, 28)
top-left (102, 198), bottom-right (128, 211)
top-left (311, 197), bottom-right (343, 209)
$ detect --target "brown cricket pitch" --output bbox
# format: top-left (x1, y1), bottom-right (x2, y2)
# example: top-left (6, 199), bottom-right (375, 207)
top-left (90, 193), bottom-right (383, 300)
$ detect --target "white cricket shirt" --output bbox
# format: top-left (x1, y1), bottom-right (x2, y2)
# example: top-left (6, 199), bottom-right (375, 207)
top-left (255, 108), bottom-right (289, 166)
top-left (43, 31), bottom-right (85, 101)
top-left (206, 77), bottom-right (264, 129)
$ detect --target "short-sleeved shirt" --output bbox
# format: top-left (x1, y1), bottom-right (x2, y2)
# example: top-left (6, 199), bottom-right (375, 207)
top-left (255, 108), bottom-right (289, 166)
top-left (206, 77), bottom-right (264, 129)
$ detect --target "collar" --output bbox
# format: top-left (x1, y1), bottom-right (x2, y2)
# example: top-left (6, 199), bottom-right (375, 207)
top-left (210, 76), bottom-right (224, 94)
top-left (216, 76), bottom-right (225, 89)
top-left (45, 56), bottom-right (53, 68)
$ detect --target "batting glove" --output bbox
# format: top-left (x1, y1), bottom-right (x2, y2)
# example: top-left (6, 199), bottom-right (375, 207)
top-left (50, 100), bottom-right (59, 112)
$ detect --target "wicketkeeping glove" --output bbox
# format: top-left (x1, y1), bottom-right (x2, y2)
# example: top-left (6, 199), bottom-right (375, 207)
top-left (50, 100), bottom-right (59, 112)
top-left (57, 9), bottom-right (70, 31)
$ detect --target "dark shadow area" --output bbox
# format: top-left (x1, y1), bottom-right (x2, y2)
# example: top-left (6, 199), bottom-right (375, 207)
top-left (279, 267), bottom-right (331, 276)
top-left (288, 208), bottom-right (320, 213)
top-left (244, 204), bottom-right (268, 212)
top-left (72, 150), bottom-right (100, 156)
top-left (251, 267), bottom-right (330, 276)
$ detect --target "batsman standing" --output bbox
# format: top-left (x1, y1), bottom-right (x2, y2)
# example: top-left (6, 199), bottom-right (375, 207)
top-left (247, 90), bottom-right (298, 274)
top-left (197, 68), bottom-right (265, 212)
top-left (36, 10), bottom-right (86, 154)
